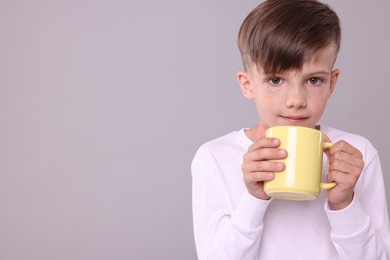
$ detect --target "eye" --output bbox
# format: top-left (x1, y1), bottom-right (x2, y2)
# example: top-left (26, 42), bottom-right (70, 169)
top-left (307, 77), bottom-right (322, 85)
top-left (268, 77), bottom-right (284, 85)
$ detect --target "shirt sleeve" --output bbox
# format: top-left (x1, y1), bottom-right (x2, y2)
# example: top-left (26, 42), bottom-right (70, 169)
top-left (191, 146), bottom-right (270, 260)
top-left (325, 152), bottom-right (390, 260)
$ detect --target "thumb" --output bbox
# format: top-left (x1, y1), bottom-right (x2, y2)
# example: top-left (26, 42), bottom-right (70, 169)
top-left (323, 134), bottom-right (331, 143)
top-left (323, 133), bottom-right (332, 158)
top-left (258, 124), bottom-right (269, 139)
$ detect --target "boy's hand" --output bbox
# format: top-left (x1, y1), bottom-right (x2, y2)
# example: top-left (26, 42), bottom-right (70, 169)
top-left (324, 138), bottom-right (364, 210)
top-left (242, 126), bottom-right (287, 200)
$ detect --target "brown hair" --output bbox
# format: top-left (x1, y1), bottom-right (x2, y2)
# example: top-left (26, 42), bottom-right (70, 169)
top-left (238, 0), bottom-right (341, 74)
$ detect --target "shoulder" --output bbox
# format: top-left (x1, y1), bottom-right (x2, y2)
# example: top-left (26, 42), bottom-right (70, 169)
top-left (192, 129), bottom-right (250, 166)
top-left (321, 125), bottom-right (378, 161)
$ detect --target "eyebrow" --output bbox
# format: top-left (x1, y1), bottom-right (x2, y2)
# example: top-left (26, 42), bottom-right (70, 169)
top-left (299, 70), bottom-right (331, 78)
top-left (263, 70), bottom-right (331, 78)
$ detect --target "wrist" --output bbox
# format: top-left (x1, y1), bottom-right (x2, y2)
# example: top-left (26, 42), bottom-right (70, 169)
top-left (328, 193), bottom-right (354, 210)
top-left (251, 190), bottom-right (271, 201)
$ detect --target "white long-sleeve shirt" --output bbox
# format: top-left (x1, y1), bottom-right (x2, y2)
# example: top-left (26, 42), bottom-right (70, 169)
top-left (192, 126), bottom-right (390, 259)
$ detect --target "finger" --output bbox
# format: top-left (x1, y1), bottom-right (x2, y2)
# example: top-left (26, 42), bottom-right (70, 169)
top-left (258, 124), bottom-right (268, 139)
top-left (330, 140), bottom-right (363, 159)
top-left (244, 147), bottom-right (287, 162)
top-left (248, 137), bottom-right (280, 152)
top-left (244, 171), bottom-right (275, 186)
top-left (329, 150), bottom-right (364, 172)
top-left (323, 133), bottom-right (331, 158)
top-left (323, 134), bottom-right (331, 143)
top-left (242, 160), bottom-right (285, 173)
top-left (327, 170), bottom-right (359, 189)
top-left (328, 159), bottom-right (361, 178)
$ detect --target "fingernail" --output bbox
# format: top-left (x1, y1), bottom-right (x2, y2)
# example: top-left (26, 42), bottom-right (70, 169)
top-left (277, 163), bottom-right (285, 170)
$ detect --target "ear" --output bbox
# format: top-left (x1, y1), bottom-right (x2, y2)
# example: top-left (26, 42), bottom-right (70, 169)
top-left (237, 71), bottom-right (254, 100)
top-left (329, 69), bottom-right (340, 95)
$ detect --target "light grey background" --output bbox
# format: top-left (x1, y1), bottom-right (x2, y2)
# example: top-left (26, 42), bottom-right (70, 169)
top-left (0, 1), bottom-right (389, 259)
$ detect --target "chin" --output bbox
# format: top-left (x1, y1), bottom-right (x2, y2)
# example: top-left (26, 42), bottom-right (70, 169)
top-left (277, 122), bottom-right (315, 128)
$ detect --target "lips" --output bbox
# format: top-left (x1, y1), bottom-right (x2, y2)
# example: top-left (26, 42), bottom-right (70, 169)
top-left (280, 115), bottom-right (309, 123)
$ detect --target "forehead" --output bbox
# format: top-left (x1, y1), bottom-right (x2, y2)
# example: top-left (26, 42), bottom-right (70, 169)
top-left (301, 45), bottom-right (338, 71)
top-left (251, 44), bottom-right (338, 76)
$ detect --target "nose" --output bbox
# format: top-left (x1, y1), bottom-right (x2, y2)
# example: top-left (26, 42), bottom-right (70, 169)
top-left (285, 85), bottom-right (307, 108)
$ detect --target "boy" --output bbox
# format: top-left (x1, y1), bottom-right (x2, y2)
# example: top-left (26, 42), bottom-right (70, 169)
top-left (191, 0), bottom-right (390, 259)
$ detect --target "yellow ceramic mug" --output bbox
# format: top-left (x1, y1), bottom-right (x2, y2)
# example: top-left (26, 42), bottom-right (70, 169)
top-left (264, 126), bottom-right (336, 200)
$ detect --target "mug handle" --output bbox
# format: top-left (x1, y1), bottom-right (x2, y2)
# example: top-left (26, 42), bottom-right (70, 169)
top-left (320, 142), bottom-right (336, 190)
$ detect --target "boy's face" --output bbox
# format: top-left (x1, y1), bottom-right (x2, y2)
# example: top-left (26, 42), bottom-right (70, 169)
top-left (238, 45), bottom-right (339, 130)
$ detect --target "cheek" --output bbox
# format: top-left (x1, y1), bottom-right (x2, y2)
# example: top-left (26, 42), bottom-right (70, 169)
top-left (311, 98), bottom-right (329, 115)
top-left (308, 90), bottom-right (330, 106)
top-left (256, 96), bottom-right (279, 116)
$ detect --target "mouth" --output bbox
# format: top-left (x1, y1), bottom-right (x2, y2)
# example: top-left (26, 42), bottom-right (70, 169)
top-left (280, 115), bottom-right (309, 123)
